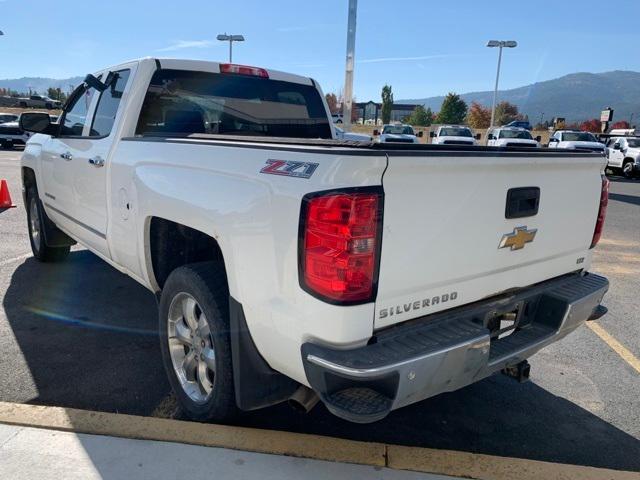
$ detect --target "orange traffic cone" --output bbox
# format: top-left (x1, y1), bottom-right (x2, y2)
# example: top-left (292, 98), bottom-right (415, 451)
top-left (0, 179), bottom-right (16, 208)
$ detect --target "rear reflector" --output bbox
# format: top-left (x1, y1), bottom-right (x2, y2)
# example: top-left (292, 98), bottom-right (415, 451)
top-left (590, 176), bottom-right (609, 249)
top-left (300, 189), bottom-right (382, 304)
top-left (219, 63), bottom-right (269, 78)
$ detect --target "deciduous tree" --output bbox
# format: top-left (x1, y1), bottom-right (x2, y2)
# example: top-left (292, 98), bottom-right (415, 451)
top-left (494, 101), bottom-right (521, 126)
top-left (611, 120), bottom-right (630, 129)
top-left (579, 119), bottom-right (601, 132)
top-left (325, 92), bottom-right (338, 114)
top-left (466, 102), bottom-right (491, 129)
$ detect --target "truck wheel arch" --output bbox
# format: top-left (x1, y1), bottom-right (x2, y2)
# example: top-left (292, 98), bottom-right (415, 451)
top-left (146, 217), bottom-right (230, 292)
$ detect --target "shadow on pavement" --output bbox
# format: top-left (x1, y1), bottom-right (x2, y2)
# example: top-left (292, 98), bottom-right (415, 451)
top-left (2, 250), bottom-right (169, 415)
top-left (609, 192), bottom-right (640, 207)
top-left (3, 250), bottom-right (640, 471)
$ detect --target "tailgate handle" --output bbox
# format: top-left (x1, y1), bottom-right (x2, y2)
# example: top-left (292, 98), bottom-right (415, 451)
top-left (505, 187), bottom-right (540, 219)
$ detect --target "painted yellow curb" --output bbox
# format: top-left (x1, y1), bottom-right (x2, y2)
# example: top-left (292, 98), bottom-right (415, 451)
top-left (387, 445), bottom-right (640, 480)
top-left (0, 402), bottom-right (638, 480)
top-left (0, 402), bottom-right (385, 467)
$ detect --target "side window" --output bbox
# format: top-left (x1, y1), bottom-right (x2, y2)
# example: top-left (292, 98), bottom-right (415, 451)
top-left (60, 86), bottom-right (98, 136)
top-left (90, 69), bottom-right (131, 137)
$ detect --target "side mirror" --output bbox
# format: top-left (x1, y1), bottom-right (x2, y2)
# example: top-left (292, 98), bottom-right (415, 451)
top-left (417, 131), bottom-right (424, 138)
top-left (487, 134), bottom-right (495, 140)
top-left (535, 136), bottom-right (542, 142)
top-left (549, 137), bottom-right (558, 143)
top-left (475, 133), bottom-right (481, 140)
top-left (19, 112), bottom-right (53, 134)
top-left (613, 143), bottom-right (621, 150)
top-left (429, 131), bottom-right (436, 138)
top-left (373, 129), bottom-right (379, 136)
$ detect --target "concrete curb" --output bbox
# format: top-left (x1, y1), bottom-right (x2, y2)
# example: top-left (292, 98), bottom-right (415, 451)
top-left (0, 402), bottom-right (636, 480)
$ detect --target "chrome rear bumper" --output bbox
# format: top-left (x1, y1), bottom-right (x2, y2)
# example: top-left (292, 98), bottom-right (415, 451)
top-left (302, 273), bottom-right (609, 423)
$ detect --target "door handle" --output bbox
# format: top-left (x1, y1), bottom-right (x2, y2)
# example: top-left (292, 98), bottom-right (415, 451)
top-left (88, 156), bottom-right (105, 167)
top-left (60, 151), bottom-right (73, 160)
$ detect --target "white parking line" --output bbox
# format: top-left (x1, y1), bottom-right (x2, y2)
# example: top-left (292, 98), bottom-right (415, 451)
top-left (0, 253), bottom-right (30, 268)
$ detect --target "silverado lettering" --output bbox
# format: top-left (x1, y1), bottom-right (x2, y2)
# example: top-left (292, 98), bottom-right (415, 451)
top-left (379, 292), bottom-right (459, 319)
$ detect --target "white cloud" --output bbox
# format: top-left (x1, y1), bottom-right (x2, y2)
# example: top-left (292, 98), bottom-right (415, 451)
top-left (358, 54), bottom-right (452, 64)
top-left (157, 40), bottom-right (215, 52)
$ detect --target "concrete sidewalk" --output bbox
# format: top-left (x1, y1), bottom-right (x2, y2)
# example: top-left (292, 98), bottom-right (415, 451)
top-left (0, 423), bottom-right (455, 480)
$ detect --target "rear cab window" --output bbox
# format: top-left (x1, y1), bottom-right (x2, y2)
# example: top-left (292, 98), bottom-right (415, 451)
top-left (136, 69), bottom-right (331, 139)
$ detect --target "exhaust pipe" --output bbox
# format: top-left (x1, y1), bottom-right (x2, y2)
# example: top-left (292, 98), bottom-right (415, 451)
top-left (288, 386), bottom-right (319, 414)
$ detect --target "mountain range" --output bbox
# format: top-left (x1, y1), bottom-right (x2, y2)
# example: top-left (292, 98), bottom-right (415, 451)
top-left (0, 76), bottom-right (84, 95)
top-left (1, 70), bottom-right (639, 123)
top-left (399, 70), bottom-right (640, 123)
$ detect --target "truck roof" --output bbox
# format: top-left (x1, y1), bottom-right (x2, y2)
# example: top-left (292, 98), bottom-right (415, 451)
top-left (96, 57), bottom-right (315, 87)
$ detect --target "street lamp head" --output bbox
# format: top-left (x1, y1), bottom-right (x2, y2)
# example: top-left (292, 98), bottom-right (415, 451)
top-left (487, 40), bottom-right (517, 48)
top-left (217, 34), bottom-right (244, 42)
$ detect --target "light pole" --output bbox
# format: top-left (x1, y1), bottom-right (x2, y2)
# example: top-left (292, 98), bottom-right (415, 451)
top-left (342, 0), bottom-right (358, 131)
top-left (216, 33), bottom-right (244, 63)
top-left (487, 40), bottom-right (517, 127)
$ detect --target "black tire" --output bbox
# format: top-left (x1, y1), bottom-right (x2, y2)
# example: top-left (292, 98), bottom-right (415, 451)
top-left (622, 160), bottom-right (635, 179)
top-left (158, 262), bottom-right (237, 422)
top-left (26, 188), bottom-right (70, 262)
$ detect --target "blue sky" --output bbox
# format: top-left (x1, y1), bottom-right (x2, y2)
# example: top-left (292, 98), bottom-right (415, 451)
top-left (1, 0), bottom-right (639, 100)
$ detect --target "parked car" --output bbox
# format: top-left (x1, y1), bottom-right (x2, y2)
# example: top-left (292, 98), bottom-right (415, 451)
top-left (486, 127), bottom-right (540, 148)
top-left (375, 124), bottom-right (422, 143)
top-left (605, 136), bottom-right (640, 178)
top-left (0, 114), bottom-right (31, 149)
top-left (504, 120), bottom-right (532, 131)
top-left (334, 126), bottom-right (371, 142)
top-left (331, 113), bottom-right (343, 124)
top-left (430, 125), bottom-right (479, 145)
top-left (548, 130), bottom-right (605, 153)
top-left (20, 58), bottom-right (609, 424)
top-left (0, 112), bottom-right (19, 124)
top-left (17, 95), bottom-right (62, 109)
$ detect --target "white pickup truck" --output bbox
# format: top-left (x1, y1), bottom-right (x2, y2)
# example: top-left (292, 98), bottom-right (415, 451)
top-left (430, 125), bottom-right (479, 145)
top-left (20, 58), bottom-right (610, 424)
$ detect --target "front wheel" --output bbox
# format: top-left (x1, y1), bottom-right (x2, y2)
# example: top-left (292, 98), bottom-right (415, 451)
top-left (158, 262), bottom-right (237, 422)
top-left (26, 189), bottom-right (70, 262)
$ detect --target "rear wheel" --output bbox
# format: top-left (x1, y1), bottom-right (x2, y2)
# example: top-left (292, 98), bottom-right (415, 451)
top-left (26, 188), bottom-right (70, 262)
top-left (158, 262), bottom-right (237, 422)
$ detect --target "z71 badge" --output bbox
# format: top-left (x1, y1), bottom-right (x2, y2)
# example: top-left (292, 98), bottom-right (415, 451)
top-left (260, 159), bottom-right (319, 179)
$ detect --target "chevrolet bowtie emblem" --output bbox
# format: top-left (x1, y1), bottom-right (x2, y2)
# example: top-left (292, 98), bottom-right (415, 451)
top-left (499, 226), bottom-right (537, 251)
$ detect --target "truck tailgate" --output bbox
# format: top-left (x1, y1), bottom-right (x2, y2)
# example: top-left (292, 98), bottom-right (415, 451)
top-left (375, 151), bottom-right (606, 329)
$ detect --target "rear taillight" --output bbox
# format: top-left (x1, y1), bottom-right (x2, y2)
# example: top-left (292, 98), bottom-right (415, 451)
top-left (219, 63), bottom-right (269, 78)
top-left (300, 189), bottom-right (383, 304)
top-left (590, 176), bottom-right (609, 249)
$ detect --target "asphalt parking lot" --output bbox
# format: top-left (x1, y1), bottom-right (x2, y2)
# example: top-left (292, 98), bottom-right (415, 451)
top-left (0, 149), bottom-right (638, 472)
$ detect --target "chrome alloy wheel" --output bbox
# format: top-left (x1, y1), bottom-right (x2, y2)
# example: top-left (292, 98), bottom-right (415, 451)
top-left (29, 197), bottom-right (41, 254)
top-left (167, 292), bottom-right (216, 403)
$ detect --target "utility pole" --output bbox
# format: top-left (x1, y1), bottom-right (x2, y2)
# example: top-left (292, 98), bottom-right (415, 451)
top-left (342, 0), bottom-right (358, 131)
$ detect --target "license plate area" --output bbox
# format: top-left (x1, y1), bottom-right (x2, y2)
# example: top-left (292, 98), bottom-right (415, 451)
top-left (484, 300), bottom-right (528, 340)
